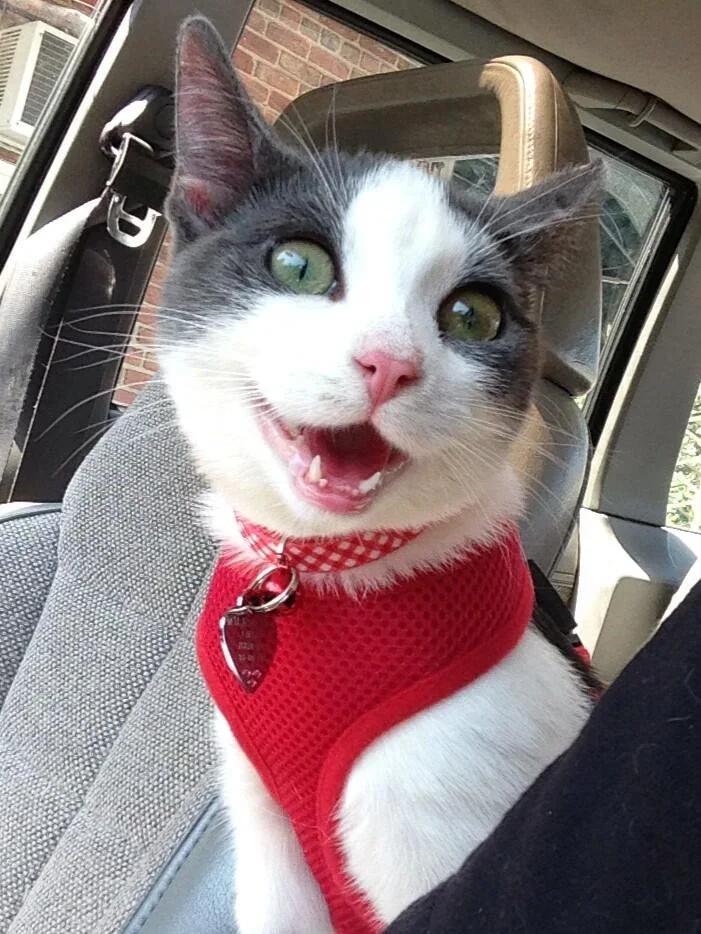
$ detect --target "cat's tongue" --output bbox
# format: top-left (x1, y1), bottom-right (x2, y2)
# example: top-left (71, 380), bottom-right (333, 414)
top-left (292, 423), bottom-right (403, 514)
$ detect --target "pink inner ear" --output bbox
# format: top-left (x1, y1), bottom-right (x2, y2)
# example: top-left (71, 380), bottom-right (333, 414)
top-left (175, 22), bottom-right (260, 220)
top-left (185, 181), bottom-right (214, 217)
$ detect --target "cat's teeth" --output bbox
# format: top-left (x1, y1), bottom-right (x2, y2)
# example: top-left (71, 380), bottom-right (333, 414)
top-left (318, 478), bottom-right (328, 488)
top-left (358, 471), bottom-right (383, 494)
top-left (308, 454), bottom-right (322, 483)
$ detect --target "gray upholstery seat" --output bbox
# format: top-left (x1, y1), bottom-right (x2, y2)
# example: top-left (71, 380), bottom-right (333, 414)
top-left (0, 57), bottom-right (600, 934)
top-left (0, 385), bottom-right (226, 933)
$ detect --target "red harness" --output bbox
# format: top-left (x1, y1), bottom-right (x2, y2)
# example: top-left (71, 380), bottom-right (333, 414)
top-left (196, 525), bottom-right (534, 933)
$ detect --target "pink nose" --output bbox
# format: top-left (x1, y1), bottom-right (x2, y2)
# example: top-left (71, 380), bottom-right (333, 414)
top-left (354, 349), bottom-right (421, 408)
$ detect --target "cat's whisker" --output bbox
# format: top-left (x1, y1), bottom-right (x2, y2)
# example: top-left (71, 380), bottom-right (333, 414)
top-left (274, 107), bottom-right (340, 205)
top-left (41, 336), bottom-right (132, 361)
top-left (488, 210), bottom-right (604, 249)
top-left (448, 425), bottom-right (573, 471)
top-left (468, 446), bottom-right (563, 529)
top-left (484, 166), bottom-right (599, 233)
top-left (326, 83), bottom-right (347, 202)
top-left (67, 302), bottom-right (201, 323)
top-left (33, 382), bottom-right (173, 440)
top-left (50, 424), bottom-right (114, 477)
top-left (68, 351), bottom-right (142, 372)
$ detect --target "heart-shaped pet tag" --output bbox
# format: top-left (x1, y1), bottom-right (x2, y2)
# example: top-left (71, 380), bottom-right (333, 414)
top-left (220, 611), bottom-right (277, 693)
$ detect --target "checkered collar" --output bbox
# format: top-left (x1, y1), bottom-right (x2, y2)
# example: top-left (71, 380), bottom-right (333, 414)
top-left (236, 517), bottom-right (422, 574)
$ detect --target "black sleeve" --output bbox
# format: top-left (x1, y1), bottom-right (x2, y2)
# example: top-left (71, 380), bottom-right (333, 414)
top-left (385, 581), bottom-right (701, 934)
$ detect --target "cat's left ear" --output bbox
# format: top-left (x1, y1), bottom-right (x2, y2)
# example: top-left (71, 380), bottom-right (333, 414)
top-left (167, 16), bottom-right (296, 245)
top-left (487, 160), bottom-right (603, 286)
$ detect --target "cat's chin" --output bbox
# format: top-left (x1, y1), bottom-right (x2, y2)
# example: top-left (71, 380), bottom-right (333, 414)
top-left (258, 407), bottom-right (409, 516)
top-left (203, 462), bottom-right (525, 592)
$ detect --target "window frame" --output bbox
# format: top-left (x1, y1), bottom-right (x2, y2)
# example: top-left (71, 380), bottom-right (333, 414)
top-left (0, 0), bottom-right (132, 271)
top-left (582, 131), bottom-right (697, 444)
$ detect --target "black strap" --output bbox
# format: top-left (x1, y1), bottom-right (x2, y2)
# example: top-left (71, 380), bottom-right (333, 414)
top-left (0, 196), bottom-right (107, 493)
top-left (529, 560), bottom-right (578, 642)
top-left (8, 195), bottom-right (165, 501)
top-left (1, 87), bottom-right (174, 501)
top-left (106, 132), bottom-right (172, 213)
top-left (529, 559), bottom-right (601, 691)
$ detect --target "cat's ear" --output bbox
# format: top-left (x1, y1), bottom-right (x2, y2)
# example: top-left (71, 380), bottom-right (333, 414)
top-left (167, 16), bottom-right (294, 244)
top-left (487, 160), bottom-right (603, 286)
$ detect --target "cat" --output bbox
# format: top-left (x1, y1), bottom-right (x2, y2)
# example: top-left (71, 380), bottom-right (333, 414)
top-left (159, 16), bottom-right (601, 934)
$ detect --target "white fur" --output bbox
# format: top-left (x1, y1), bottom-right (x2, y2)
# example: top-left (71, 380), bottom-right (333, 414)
top-left (215, 713), bottom-right (334, 934)
top-left (338, 628), bottom-right (588, 923)
top-left (161, 164), bottom-right (518, 539)
top-left (215, 625), bottom-right (589, 931)
top-left (162, 164), bottom-right (591, 932)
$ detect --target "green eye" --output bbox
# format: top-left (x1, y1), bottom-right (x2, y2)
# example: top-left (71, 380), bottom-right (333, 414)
top-left (269, 240), bottom-right (336, 295)
top-left (437, 288), bottom-right (502, 342)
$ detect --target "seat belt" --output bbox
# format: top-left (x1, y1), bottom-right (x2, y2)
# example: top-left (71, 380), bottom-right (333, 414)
top-left (0, 86), bottom-right (174, 503)
top-left (529, 560), bottom-right (602, 692)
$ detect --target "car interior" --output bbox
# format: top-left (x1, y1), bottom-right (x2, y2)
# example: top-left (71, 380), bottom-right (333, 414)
top-left (0, 0), bottom-right (700, 931)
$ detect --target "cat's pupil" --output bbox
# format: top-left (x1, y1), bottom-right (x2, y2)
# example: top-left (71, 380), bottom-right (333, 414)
top-left (269, 240), bottom-right (335, 295)
top-left (281, 251), bottom-right (308, 282)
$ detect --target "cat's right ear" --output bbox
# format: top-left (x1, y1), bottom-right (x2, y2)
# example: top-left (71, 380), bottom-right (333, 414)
top-left (167, 16), bottom-right (293, 245)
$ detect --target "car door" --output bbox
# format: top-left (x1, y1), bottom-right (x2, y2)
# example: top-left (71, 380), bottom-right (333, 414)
top-left (573, 183), bottom-right (701, 682)
top-left (0, 0), bottom-right (255, 506)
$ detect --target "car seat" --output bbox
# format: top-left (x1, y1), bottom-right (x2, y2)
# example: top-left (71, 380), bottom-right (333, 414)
top-left (0, 56), bottom-right (600, 934)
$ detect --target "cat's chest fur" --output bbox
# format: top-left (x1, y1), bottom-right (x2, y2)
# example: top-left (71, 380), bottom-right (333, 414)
top-left (337, 625), bottom-right (589, 921)
top-left (207, 501), bottom-right (591, 929)
top-left (216, 617), bottom-right (590, 928)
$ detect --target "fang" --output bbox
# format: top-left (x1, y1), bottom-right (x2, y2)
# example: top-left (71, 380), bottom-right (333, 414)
top-left (308, 454), bottom-right (322, 484)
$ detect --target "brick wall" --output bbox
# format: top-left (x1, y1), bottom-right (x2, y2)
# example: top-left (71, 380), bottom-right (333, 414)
top-left (115, 0), bottom-right (416, 405)
top-left (233, 0), bottom-right (414, 122)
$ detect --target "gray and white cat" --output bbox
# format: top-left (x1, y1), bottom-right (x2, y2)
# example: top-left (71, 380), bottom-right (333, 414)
top-left (159, 17), bottom-right (600, 933)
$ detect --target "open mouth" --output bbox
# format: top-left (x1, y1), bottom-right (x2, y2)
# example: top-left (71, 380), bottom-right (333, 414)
top-left (259, 410), bottom-right (408, 514)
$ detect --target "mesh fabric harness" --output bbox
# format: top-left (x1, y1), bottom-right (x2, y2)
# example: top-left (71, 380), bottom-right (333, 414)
top-left (197, 525), bottom-right (534, 933)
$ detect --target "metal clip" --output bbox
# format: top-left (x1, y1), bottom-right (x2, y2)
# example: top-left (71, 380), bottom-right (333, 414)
top-left (225, 561), bottom-right (299, 618)
top-left (105, 132), bottom-right (161, 247)
top-left (218, 554), bottom-right (299, 687)
top-left (106, 192), bottom-right (159, 248)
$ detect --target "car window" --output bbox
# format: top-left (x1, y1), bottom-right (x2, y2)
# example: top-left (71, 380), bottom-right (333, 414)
top-left (595, 152), bottom-right (670, 354)
top-left (114, 0), bottom-right (421, 406)
top-left (441, 150), bottom-right (672, 359)
top-left (667, 388), bottom-right (701, 531)
top-left (113, 2), bottom-right (675, 416)
top-left (0, 0), bottom-right (101, 199)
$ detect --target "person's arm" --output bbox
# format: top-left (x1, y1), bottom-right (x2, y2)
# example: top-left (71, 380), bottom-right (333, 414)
top-left (387, 581), bottom-right (701, 934)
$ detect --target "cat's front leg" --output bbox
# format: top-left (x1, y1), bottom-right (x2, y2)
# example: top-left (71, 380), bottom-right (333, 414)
top-left (337, 632), bottom-right (591, 925)
top-left (215, 713), bottom-right (333, 934)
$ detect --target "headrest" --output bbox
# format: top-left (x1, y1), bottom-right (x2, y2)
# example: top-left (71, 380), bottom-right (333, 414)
top-left (276, 57), bottom-right (601, 396)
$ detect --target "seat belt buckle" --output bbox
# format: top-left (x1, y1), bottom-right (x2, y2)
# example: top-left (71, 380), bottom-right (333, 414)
top-left (105, 132), bottom-right (166, 248)
top-left (100, 85), bottom-right (174, 249)
top-left (106, 192), bottom-right (159, 248)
